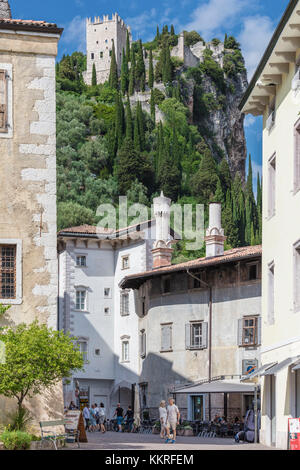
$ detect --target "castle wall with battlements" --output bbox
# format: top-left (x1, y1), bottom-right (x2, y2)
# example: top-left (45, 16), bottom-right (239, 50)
top-left (84, 13), bottom-right (131, 85)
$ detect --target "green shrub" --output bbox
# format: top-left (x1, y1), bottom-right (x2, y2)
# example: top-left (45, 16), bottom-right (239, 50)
top-left (8, 407), bottom-right (32, 431)
top-left (0, 430), bottom-right (32, 450)
top-left (152, 88), bottom-right (165, 105)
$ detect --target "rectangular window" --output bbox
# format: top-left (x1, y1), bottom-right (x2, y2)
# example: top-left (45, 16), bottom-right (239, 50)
top-left (109, 50), bottom-right (112, 57)
top-left (162, 277), bottom-right (171, 294)
top-left (140, 331), bottom-right (146, 358)
top-left (294, 120), bottom-right (300, 193)
top-left (91, 53), bottom-right (94, 60)
top-left (268, 262), bottom-right (275, 324)
top-left (248, 263), bottom-right (258, 281)
top-left (100, 51), bottom-right (103, 59)
top-left (238, 317), bottom-right (261, 346)
top-left (104, 307), bottom-right (110, 315)
top-left (78, 341), bottom-right (88, 362)
top-left (186, 322), bottom-right (208, 350)
top-left (0, 245), bottom-right (16, 299)
top-left (122, 255), bottom-right (129, 270)
top-left (122, 340), bottom-right (129, 362)
top-left (161, 324), bottom-right (172, 352)
top-left (76, 255), bottom-right (86, 267)
top-left (120, 291), bottom-right (129, 316)
top-left (268, 154), bottom-right (276, 218)
top-left (0, 70), bottom-right (8, 133)
top-left (76, 290), bottom-right (86, 311)
top-left (294, 242), bottom-right (300, 311)
top-left (104, 287), bottom-right (111, 298)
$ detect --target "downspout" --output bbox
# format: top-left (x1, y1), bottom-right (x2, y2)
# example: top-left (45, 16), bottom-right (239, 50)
top-left (187, 269), bottom-right (213, 421)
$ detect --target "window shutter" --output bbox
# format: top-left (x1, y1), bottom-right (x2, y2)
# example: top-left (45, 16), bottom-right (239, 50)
top-left (185, 324), bottom-right (191, 350)
top-left (257, 317), bottom-right (262, 345)
top-left (238, 318), bottom-right (244, 346)
top-left (202, 322), bottom-right (208, 349)
top-left (0, 70), bottom-right (7, 131)
top-left (140, 333), bottom-right (146, 357)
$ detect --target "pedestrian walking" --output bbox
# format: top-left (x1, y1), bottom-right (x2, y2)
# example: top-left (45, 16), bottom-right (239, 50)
top-left (99, 403), bottom-right (106, 433)
top-left (165, 397), bottom-right (180, 444)
top-left (89, 404), bottom-right (97, 432)
top-left (159, 400), bottom-right (168, 439)
top-left (125, 405), bottom-right (134, 432)
top-left (83, 405), bottom-right (90, 431)
top-left (94, 403), bottom-right (100, 430)
top-left (113, 403), bottom-right (124, 432)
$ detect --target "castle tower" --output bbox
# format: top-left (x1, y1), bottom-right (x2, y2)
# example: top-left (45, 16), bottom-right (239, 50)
top-left (84, 13), bottom-right (132, 85)
top-left (204, 203), bottom-right (226, 258)
top-left (0, 0), bottom-right (11, 19)
top-left (152, 192), bottom-right (174, 269)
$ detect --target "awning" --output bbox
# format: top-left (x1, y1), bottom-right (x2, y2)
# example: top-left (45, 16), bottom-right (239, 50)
top-left (174, 380), bottom-right (256, 394)
top-left (263, 356), bottom-right (300, 376)
top-left (242, 362), bottom-right (277, 380)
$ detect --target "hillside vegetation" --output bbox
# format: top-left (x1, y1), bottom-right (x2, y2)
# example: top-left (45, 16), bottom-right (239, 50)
top-left (56, 25), bottom-right (261, 263)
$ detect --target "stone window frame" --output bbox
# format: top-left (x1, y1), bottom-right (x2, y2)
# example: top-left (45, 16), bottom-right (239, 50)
top-left (121, 254), bottom-right (130, 270)
top-left (75, 254), bottom-right (87, 268)
top-left (74, 285), bottom-right (89, 312)
top-left (0, 63), bottom-right (13, 139)
top-left (120, 289), bottom-right (130, 316)
top-left (121, 335), bottom-right (130, 363)
top-left (76, 337), bottom-right (89, 363)
top-left (0, 239), bottom-right (22, 305)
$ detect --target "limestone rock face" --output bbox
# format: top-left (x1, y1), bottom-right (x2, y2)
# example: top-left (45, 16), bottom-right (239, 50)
top-left (0, 0), bottom-right (11, 19)
top-left (188, 68), bottom-right (248, 180)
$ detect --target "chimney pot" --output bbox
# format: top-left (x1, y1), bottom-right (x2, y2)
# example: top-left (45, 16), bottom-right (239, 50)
top-left (205, 202), bottom-right (226, 258)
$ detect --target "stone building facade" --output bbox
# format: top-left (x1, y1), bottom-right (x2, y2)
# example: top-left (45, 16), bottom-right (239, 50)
top-left (121, 201), bottom-right (262, 422)
top-left (84, 13), bottom-right (131, 85)
top-left (0, 3), bottom-right (63, 425)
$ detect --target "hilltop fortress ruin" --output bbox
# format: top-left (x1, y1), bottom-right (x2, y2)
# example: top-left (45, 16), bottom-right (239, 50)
top-left (84, 12), bottom-right (225, 85)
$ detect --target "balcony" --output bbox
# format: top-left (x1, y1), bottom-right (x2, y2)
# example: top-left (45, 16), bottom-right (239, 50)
top-left (266, 111), bottom-right (275, 131)
top-left (292, 69), bottom-right (300, 91)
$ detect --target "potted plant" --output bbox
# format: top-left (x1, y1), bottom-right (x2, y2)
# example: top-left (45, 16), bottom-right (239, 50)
top-left (183, 425), bottom-right (194, 436)
top-left (176, 424), bottom-right (185, 436)
top-left (152, 421), bottom-right (161, 434)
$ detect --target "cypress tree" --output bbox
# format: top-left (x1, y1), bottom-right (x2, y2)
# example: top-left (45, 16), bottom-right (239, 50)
top-left (213, 178), bottom-right (225, 206)
top-left (162, 39), bottom-right (172, 84)
top-left (115, 92), bottom-right (125, 148)
top-left (158, 135), bottom-right (181, 201)
top-left (155, 25), bottom-right (160, 42)
top-left (126, 30), bottom-right (131, 63)
top-left (150, 88), bottom-right (156, 123)
top-left (170, 24), bottom-right (175, 36)
top-left (120, 48), bottom-right (129, 95)
top-left (125, 98), bottom-right (133, 141)
top-left (129, 49), bottom-right (136, 95)
top-left (218, 158), bottom-right (231, 195)
top-left (134, 110), bottom-right (141, 152)
top-left (109, 40), bottom-right (118, 90)
top-left (149, 49), bottom-right (154, 89)
top-left (137, 101), bottom-right (145, 151)
top-left (135, 39), bottom-right (146, 92)
top-left (92, 63), bottom-right (97, 86)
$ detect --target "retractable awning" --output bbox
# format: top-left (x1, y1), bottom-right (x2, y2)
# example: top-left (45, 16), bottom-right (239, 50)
top-left (242, 362), bottom-right (277, 380)
top-left (263, 356), bottom-right (300, 376)
top-left (174, 380), bottom-right (256, 394)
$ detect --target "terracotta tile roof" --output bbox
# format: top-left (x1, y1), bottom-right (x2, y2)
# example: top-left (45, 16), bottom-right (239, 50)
top-left (0, 18), bottom-right (63, 34)
top-left (58, 220), bottom-right (155, 238)
top-left (120, 245), bottom-right (262, 289)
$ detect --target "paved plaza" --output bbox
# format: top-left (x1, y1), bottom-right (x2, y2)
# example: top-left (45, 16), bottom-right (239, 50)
top-left (63, 431), bottom-right (272, 451)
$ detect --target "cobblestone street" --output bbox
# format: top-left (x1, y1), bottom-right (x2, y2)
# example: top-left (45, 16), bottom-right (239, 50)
top-left (63, 431), bottom-right (272, 451)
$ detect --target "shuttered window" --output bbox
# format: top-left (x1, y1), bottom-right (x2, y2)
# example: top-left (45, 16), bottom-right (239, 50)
top-left (140, 331), bottom-right (146, 358)
top-left (161, 324), bottom-right (172, 352)
top-left (268, 154), bottom-right (276, 218)
top-left (238, 316), bottom-right (261, 346)
top-left (185, 322), bottom-right (208, 350)
top-left (0, 70), bottom-right (7, 132)
top-left (294, 120), bottom-right (300, 192)
top-left (0, 245), bottom-right (16, 299)
top-left (294, 243), bottom-right (300, 311)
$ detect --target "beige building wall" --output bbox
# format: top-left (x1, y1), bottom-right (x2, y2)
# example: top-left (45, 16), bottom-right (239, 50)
top-left (0, 27), bottom-right (63, 427)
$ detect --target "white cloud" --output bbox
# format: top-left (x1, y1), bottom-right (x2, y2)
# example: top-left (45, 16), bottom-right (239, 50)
top-left (239, 15), bottom-right (274, 80)
top-left (183, 0), bottom-right (249, 38)
top-left (244, 115), bottom-right (255, 128)
top-left (125, 8), bottom-right (157, 39)
top-left (61, 15), bottom-right (86, 53)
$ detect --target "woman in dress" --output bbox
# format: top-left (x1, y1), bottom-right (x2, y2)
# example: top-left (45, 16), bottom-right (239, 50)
top-left (89, 404), bottom-right (97, 432)
top-left (159, 400), bottom-right (167, 439)
top-left (99, 403), bottom-right (106, 434)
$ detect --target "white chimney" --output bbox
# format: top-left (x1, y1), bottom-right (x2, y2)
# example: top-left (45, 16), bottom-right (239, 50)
top-left (205, 203), bottom-right (226, 258)
top-left (152, 192), bottom-right (173, 269)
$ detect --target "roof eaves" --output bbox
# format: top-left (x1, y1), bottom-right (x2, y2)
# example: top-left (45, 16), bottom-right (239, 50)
top-left (239, 0), bottom-right (298, 111)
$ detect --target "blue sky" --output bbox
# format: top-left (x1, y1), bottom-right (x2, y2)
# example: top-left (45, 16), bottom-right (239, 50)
top-left (11, 0), bottom-right (291, 189)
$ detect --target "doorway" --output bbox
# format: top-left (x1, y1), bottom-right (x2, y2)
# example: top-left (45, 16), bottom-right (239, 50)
top-left (190, 395), bottom-right (205, 421)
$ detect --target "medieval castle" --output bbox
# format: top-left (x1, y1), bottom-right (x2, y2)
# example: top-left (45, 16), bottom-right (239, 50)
top-left (84, 13), bottom-right (225, 86)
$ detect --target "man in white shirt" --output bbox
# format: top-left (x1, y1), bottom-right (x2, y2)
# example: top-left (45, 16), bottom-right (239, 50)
top-left (83, 405), bottom-right (90, 430)
top-left (166, 397), bottom-right (180, 443)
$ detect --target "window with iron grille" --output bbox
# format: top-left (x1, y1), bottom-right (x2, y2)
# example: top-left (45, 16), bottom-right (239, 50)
top-left (0, 245), bottom-right (16, 299)
top-left (120, 291), bottom-right (129, 316)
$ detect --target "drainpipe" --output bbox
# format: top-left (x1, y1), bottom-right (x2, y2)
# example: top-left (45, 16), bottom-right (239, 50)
top-left (187, 269), bottom-right (213, 421)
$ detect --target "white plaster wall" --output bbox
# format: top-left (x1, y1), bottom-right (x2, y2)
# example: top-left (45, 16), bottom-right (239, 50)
top-left (260, 52), bottom-right (300, 449)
